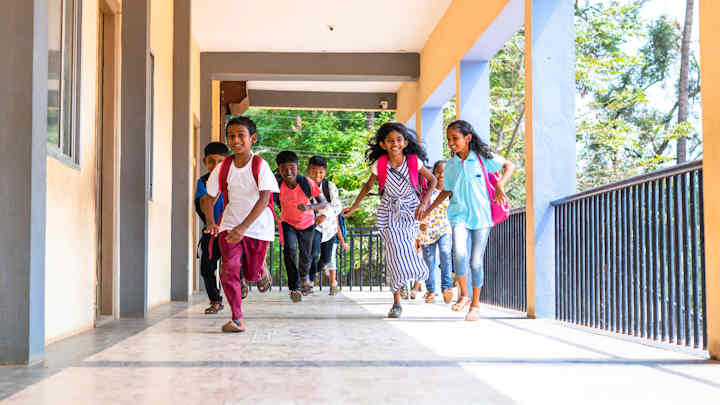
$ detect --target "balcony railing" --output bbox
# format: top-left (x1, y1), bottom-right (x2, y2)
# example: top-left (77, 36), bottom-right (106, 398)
top-left (480, 208), bottom-right (527, 312)
top-left (552, 160), bottom-right (707, 350)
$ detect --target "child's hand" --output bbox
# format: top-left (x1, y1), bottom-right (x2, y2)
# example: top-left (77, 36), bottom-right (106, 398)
top-left (494, 184), bottom-right (509, 206)
top-left (414, 205), bottom-right (426, 221)
top-left (204, 223), bottom-right (220, 235)
top-left (342, 206), bottom-right (356, 217)
top-left (298, 203), bottom-right (312, 211)
top-left (341, 241), bottom-right (350, 252)
top-left (315, 215), bottom-right (326, 226)
top-left (226, 225), bottom-right (247, 243)
top-left (419, 223), bottom-right (428, 232)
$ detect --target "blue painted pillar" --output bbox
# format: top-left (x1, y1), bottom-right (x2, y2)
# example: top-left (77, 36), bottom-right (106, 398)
top-left (0, 0), bottom-right (48, 364)
top-left (526, 0), bottom-right (576, 318)
top-left (406, 113), bottom-right (417, 133)
top-left (420, 107), bottom-right (444, 166)
top-left (457, 61), bottom-right (491, 144)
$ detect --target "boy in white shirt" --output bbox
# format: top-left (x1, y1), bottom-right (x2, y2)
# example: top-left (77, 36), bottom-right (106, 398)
top-left (201, 117), bottom-right (279, 333)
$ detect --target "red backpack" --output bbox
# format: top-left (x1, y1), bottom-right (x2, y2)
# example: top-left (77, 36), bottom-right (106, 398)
top-left (377, 154), bottom-right (424, 199)
top-left (211, 154), bottom-right (283, 250)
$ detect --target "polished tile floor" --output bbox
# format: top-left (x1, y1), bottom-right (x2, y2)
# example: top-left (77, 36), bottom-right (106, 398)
top-left (1, 290), bottom-right (719, 404)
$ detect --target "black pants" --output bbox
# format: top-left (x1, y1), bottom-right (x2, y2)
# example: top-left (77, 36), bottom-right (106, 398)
top-left (199, 233), bottom-right (222, 302)
top-left (282, 222), bottom-right (315, 291)
top-left (310, 231), bottom-right (337, 283)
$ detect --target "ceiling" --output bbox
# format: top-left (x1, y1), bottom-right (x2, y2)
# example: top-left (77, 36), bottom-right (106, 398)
top-left (191, 0), bottom-right (452, 53)
top-left (246, 81), bottom-right (402, 93)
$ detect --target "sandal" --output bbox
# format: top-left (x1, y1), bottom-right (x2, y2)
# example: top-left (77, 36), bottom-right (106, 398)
top-left (465, 305), bottom-right (481, 321)
top-left (301, 283), bottom-right (313, 296)
top-left (452, 296), bottom-right (470, 312)
top-left (329, 284), bottom-right (340, 296)
top-left (424, 292), bottom-right (435, 304)
top-left (241, 279), bottom-right (249, 299)
top-left (290, 290), bottom-right (302, 303)
top-left (399, 286), bottom-right (409, 300)
top-left (387, 304), bottom-right (403, 318)
top-left (204, 301), bottom-right (224, 314)
top-left (442, 289), bottom-right (454, 304)
top-left (256, 272), bottom-right (272, 293)
top-left (221, 319), bottom-right (245, 333)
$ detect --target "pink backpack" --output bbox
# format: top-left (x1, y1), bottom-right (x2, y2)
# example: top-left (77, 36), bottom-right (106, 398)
top-left (377, 154), bottom-right (423, 199)
top-left (477, 152), bottom-right (509, 226)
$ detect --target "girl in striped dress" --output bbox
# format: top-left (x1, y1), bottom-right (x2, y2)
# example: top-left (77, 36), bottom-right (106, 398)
top-left (343, 123), bottom-right (437, 318)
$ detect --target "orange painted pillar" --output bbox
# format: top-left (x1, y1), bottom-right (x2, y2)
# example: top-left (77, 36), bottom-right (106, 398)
top-left (699, 0), bottom-right (720, 360)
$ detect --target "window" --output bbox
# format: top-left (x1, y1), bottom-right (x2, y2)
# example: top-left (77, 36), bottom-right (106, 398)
top-left (147, 52), bottom-right (155, 200)
top-left (48, 0), bottom-right (81, 164)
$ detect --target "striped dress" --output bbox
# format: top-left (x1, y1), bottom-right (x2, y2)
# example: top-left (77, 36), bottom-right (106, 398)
top-left (376, 157), bottom-right (429, 292)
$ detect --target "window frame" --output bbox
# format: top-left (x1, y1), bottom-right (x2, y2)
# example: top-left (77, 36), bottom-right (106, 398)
top-left (47, 0), bottom-right (83, 168)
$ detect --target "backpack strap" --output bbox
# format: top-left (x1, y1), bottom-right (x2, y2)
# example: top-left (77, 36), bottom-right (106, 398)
top-left (407, 154), bottom-right (420, 195)
top-left (377, 155), bottom-right (389, 194)
top-left (321, 179), bottom-right (332, 202)
top-left (297, 175), bottom-right (313, 199)
top-left (208, 155), bottom-right (234, 257)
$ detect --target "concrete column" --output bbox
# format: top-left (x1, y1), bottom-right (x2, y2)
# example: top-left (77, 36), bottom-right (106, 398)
top-left (457, 61), bottom-right (491, 144)
top-left (524, 0), bottom-right (576, 318)
top-left (0, 0), bottom-right (48, 364)
top-left (120, 0), bottom-right (150, 317)
top-left (420, 107), bottom-right (444, 166)
top-left (171, 0), bottom-right (191, 302)
top-left (699, 0), bottom-right (720, 360)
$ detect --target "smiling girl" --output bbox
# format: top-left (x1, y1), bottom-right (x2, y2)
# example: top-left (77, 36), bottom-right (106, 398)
top-left (343, 123), bottom-right (437, 318)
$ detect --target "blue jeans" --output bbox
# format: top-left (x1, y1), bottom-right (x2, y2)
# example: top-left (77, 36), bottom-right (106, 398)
top-left (421, 233), bottom-right (453, 293)
top-left (452, 224), bottom-right (491, 289)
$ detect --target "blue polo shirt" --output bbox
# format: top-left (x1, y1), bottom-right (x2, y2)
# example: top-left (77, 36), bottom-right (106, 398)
top-left (444, 152), bottom-right (506, 230)
top-left (194, 173), bottom-right (225, 227)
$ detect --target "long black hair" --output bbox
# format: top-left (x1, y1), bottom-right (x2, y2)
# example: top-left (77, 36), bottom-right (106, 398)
top-left (446, 120), bottom-right (494, 159)
top-left (365, 122), bottom-right (429, 164)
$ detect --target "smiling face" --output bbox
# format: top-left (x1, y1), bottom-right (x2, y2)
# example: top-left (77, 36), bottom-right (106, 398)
top-left (379, 130), bottom-right (408, 159)
top-left (279, 162), bottom-right (299, 186)
top-left (226, 124), bottom-right (256, 155)
top-left (433, 162), bottom-right (446, 190)
top-left (307, 165), bottom-right (326, 185)
top-left (204, 154), bottom-right (226, 172)
top-left (446, 127), bottom-right (472, 156)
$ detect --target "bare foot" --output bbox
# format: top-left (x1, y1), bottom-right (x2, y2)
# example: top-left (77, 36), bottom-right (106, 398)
top-left (452, 296), bottom-right (470, 312)
top-left (465, 305), bottom-right (481, 321)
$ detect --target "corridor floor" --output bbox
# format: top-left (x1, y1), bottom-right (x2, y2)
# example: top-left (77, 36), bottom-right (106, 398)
top-left (1, 290), bottom-right (719, 404)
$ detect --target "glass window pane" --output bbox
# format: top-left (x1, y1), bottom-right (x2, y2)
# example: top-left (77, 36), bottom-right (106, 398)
top-left (47, 0), bottom-right (63, 149)
top-left (60, 0), bottom-right (75, 157)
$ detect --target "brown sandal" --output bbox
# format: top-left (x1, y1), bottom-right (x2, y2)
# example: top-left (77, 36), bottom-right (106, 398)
top-left (256, 272), bottom-right (272, 293)
top-left (452, 296), bottom-right (470, 312)
top-left (424, 292), bottom-right (435, 304)
top-left (204, 302), bottom-right (224, 314)
top-left (465, 305), bottom-right (481, 321)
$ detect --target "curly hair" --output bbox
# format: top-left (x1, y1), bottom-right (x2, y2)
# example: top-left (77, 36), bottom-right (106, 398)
top-left (365, 122), bottom-right (429, 164)
top-left (446, 120), bottom-right (494, 159)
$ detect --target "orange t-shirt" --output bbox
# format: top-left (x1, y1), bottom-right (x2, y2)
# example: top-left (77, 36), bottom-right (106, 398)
top-left (279, 178), bottom-right (322, 230)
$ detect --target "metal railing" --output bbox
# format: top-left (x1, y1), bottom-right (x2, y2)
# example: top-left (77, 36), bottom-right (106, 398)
top-left (265, 227), bottom-right (386, 291)
top-left (552, 160), bottom-right (707, 350)
top-left (479, 208), bottom-right (527, 312)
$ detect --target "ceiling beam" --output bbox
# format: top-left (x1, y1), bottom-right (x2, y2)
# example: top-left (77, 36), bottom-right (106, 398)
top-left (247, 90), bottom-right (396, 111)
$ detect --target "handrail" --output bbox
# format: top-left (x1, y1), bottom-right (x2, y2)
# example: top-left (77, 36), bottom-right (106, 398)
top-left (551, 159), bottom-right (702, 206)
top-left (509, 207), bottom-right (526, 215)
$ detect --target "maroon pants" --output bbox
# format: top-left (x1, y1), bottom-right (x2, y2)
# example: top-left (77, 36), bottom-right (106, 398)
top-left (218, 232), bottom-right (269, 319)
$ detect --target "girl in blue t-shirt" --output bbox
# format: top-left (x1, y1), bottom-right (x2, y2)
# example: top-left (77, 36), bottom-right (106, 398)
top-left (421, 120), bottom-right (515, 321)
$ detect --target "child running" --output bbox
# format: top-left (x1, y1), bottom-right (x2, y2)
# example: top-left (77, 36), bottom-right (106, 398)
top-left (307, 156), bottom-right (345, 296)
top-left (343, 122), bottom-right (436, 318)
top-left (202, 116), bottom-right (278, 333)
top-left (418, 160), bottom-right (453, 304)
top-left (422, 120), bottom-right (515, 321)
top-left (275, 151), bottom-right (329, 302)
top-left (194, 142), bottom-right (232, 314)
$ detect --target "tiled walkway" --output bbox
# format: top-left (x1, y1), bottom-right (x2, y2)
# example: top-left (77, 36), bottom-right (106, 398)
top-left (2, 290), bottom-right (719, 404)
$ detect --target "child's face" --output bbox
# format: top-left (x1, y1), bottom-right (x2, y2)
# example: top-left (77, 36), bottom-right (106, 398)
top-left (379, 130), bottom-right (408, 157)
top-left (279, 162), bottom-right (299, 186)
top-left (447, 127), bottom-right (471, 155)
top-left (204, 154), bottom-right (226, 172)
top-left (226, 124), bottom-right (256, 155)
top-left (307, 165), bottom-right (326, 185)
top-left (433, 163), bottom-right (446, 187)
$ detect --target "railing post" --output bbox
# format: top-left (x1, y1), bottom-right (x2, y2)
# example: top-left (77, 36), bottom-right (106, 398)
top-left (699, 0), bottom-right (720, 360)
top-left (524, 0), bottom-right (576, 319)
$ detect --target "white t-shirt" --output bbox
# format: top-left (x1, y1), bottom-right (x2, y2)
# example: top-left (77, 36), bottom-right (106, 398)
top-left (206, 154), bottom-right (280, 242)
top-left (315, 181), bottom-right (342, 243)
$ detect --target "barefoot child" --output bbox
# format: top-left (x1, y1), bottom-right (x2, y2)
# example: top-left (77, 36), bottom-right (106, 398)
top-left (422, 120), bottom-right (515, 321)
top-left (343, 122), bottom-right (436, 318)
top-left (202, 116), bottom-right (279, 333)
top-left (307, 156), bottom-right (344, 296)
top-left (418, 160), bottom-right (453, 304)
top-left (275, 151), bottom-right (328, 302)
top-left (194, 142), bottom-right (231, 314)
